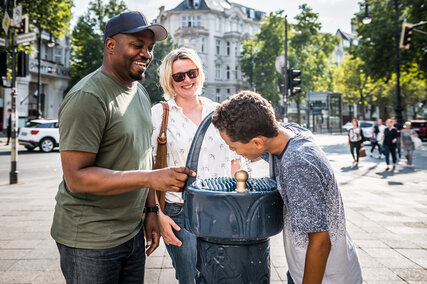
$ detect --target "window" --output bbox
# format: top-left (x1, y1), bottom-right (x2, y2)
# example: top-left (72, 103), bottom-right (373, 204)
top-left (216, 40), bottom-right (220, 55)
top-left (226, 66), bottom-right (230, 80)
top-left (216, 89), bottom-right (221, 103)
top-left (226, 41), bottom-right (230, 56)
top-left (201, 37), bottom-right (205, 53)
top-left (235, 66), bottom-right (238, 79)
top-left (235, 44), bottom-right (238, 56)
top-left (232, 21), bottom-right (237, 31)
top-left (197, 16), bottom-right (201, 26)
top-left (216, 18), bottom-right (221, 32)
top-left (250, 9), bottom-right (255, 19)
top-left (182, 16), bottom-right (186, 27)
top-left (188, 15), bottom-right (196, 27)
top-left (54, 47), bottom-right (63, 64)
top-left (227, 88), bottom-right (231, 95)
top-left (215, 64), bottom-right (221, 79)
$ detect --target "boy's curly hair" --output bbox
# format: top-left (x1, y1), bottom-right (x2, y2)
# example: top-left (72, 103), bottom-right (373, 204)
top-left (212, 91), bottom-right (279, 143)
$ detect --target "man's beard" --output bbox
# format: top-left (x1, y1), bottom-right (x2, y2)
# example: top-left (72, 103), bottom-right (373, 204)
top-left (130, 70), bottom-right (145, 81)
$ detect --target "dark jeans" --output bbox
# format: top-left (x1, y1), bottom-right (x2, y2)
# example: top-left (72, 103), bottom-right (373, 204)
top-left (383, 144), bottom-right (397, 165)
top-left (56, 228), bottom-right (146, 284)
top-left (370, 141), bottom-right (383, 155)
top-left (164, 203), bottom-right (197, 284)
top-left (350, 141), bottom-right (362, 162)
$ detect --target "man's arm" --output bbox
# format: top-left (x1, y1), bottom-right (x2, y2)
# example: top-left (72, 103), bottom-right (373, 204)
top-left (144, 188), bottom-right (160, 256)
top-left (61, 151), bottom-right (196, 195)
top-left (302, 231), bottom-right (331, 284)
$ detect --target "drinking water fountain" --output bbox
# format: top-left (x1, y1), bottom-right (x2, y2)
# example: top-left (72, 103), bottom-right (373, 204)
top-left (183, 112), bottom-right (284, 284)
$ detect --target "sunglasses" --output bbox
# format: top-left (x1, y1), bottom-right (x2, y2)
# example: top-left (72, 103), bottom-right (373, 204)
top-left (171, 68), bottom-right (199, 83)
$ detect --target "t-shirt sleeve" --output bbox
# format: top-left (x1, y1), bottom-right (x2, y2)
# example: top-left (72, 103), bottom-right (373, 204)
top-left (283, 157), bottom-right (329, 233)
top-left (59, 91), bottom-right (107, 153)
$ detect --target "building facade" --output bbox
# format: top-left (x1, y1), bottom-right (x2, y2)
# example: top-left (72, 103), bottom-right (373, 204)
top-left (156, 0), bottom-right (265, 102)
top-left (1, 30), bottom-right (70, 131)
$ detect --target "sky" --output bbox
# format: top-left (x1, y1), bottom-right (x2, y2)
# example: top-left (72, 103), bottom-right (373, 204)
top-left (72, 0), bottom-right (362, 34)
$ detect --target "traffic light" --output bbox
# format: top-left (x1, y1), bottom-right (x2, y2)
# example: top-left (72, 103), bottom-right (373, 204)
top-left (288, 68), bottom-right (301, 97)
top-left (0, 51), bottom-right (7, 76)
top-left (400, 22), bottom-right (413, 49)
top-left (17, 52), bottom-right (29, 77)
top-left (278, 76), bottom-right (286, 94)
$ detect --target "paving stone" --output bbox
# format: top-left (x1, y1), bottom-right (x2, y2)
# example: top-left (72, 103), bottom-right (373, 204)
top-left (145, 268), bottom-right (161, 284)
top-left (361, 267), bottom-right (402, 281)
top-left (7, 259), bottom-right (60, 272)
top-left (394, 268), bottom-right (427, 281)
top-left (31, 271), bottom-right (65, 284)
top-left (158, 268), bottom-right (178, 284)
top-left (0, 249), bottom-right (31, 260)
top-left (145, 256), bottom-right (163, 269)
top-left (0, 271), bottom-right (36, 283)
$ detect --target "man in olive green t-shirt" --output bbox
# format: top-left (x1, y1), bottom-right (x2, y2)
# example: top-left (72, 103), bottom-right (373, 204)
top-left (51, 11), bottom-right (195, 283)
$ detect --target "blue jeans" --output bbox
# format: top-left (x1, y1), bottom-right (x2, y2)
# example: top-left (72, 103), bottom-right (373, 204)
top-left (56, 228), bottom-right (146, 284)
top-left (164, 202), bottom-right (197, 284)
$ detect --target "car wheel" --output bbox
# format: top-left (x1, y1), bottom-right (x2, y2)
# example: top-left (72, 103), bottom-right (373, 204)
top-left (25, 146), bottom-right (35, 152)
top-left (40, 138), bottom-right (55, 153)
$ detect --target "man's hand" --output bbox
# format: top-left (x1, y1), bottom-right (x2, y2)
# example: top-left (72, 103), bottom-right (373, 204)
top-left (158, 211), bottom-right (182, 247)
top-left (149, 167), bottom-right (196, 192)
top-left (144, 213), bottom-right (160, 256)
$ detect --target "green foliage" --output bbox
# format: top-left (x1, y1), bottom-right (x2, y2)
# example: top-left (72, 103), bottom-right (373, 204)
top-left (240, 5), bottom-right (338, 108)
top-left (68, 0), bottom-right (126, 89)
top-left (142, 36), bottom-right (176, 105)
top-left (351, 0), bottom-right (427, 79)
top-left (241, 11), bottom-right (286, 105)
top-left (0, 0), bottom-right (73, 39)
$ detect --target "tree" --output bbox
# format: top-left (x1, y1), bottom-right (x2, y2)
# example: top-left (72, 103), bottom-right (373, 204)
top-left (241, 11), bottom-right (286, 105)
top-left (333, 56), bottom-right (377, 120)
top-left (350, 0), bottom-right (427, 79)
top-left (288, 4), bottom-right (338, 122)
top-left (142, 36), bottom-right (176, 104)
top-left (0, 0), bottom-right (72, 39)
top-left (69, 0), bottom-right (127, 88)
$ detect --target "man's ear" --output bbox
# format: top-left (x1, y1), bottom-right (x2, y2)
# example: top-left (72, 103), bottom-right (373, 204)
top-left (105, 37), bottom-right (116, 53)
top-left (251, 136), bottom-right (265, 149)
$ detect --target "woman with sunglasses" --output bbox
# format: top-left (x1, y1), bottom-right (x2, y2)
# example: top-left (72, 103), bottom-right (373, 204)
top-left (151, 47), bottom-right (240, 283)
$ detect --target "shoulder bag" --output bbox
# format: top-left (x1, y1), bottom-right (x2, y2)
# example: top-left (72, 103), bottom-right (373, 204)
top-left (411, 134), bottom-right (422, 150)
top-left (154, 102), bottom-right (169, 211)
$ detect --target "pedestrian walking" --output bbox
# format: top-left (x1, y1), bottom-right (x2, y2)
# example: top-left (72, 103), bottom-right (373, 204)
top-left (50, 11), bottom-right (195, 284)
top-left (383, 119), bottom-right (399, 171)
top-left (348, 118), bottom-right (364, 167)
top-left (393, 117), bottom-right (403, 159)
top-left (401, 121), bottom-right (418, 167)
top-left (5, 108), bottom-right (11, 145)
top-left (152, 47), bottom-right (240, 283)
top-left (212, 91), bottom-right (362, 284)
top-left (370, 118), bottom-right (386, 158)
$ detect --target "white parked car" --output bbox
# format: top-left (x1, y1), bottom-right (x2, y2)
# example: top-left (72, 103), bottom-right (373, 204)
top-left (359, 120), bottom-right (375, 141)
top-left (18, 119), bottom-right (59, 152)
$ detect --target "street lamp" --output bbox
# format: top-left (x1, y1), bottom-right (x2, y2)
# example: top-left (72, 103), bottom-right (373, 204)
top-left (363, 0), bottom-right (403, 127)
top-left (362, 4), bottom-right (371, 24)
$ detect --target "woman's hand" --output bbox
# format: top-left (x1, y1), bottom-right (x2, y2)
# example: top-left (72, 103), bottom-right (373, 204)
top-left (158, 211), bottom-right (182, 247)
top-left (392, 138), bottom-right (397, 143)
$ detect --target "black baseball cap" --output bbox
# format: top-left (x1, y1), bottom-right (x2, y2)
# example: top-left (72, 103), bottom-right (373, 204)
top-left (104, 11), bottom-right (168, 42)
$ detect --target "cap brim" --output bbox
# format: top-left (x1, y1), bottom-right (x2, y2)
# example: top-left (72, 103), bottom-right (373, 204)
top-left (122, 24), bottom-right (168, 41)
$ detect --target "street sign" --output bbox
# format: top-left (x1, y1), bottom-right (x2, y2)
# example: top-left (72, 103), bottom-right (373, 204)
top-left (13, 5), bottom-right (23, 26)
top-left (16, 32), bottom-right (36, 45)
top-left (2, 12), bottom-right (10, 34)
top-left (0, 37), bottom-right (7, 47)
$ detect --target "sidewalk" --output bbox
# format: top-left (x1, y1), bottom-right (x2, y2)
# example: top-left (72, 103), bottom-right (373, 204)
top-left (0, 135), bottom-right (426, 283)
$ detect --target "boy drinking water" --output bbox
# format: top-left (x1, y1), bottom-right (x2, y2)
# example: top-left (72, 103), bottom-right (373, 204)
top-left (212, 91), bottom-right (362, 284)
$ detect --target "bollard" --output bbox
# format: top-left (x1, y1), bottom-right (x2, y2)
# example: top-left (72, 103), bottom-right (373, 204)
top-left (183, 112), bottom-right (283, 284)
